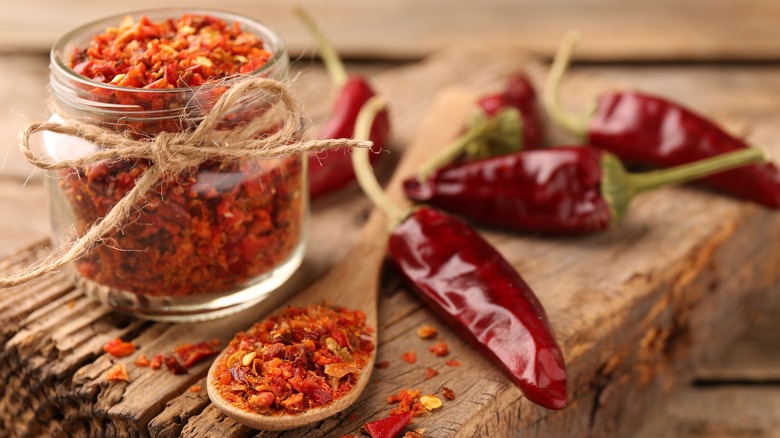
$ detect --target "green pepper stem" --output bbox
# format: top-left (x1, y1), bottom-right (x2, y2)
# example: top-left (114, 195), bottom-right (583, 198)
top-left (416, 117), bottom-right (495, 181)
top-left (602, 148), bottom-right (767, 225)
top-left (543, 31), bottom-right (590, 139)
top-left (628, 148), bottom-right (766, 194)
top-left (351, 97), bottom-right (407, 228)
top-left (293, 7), bottom-right (348, 87)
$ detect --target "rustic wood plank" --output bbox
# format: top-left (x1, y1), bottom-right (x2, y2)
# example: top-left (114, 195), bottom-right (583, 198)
top-left (4, 0), bottom-right (780, 61)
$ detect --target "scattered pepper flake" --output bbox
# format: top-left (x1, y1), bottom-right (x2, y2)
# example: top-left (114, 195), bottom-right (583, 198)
top-left (175, 341), bottom-right (220, 367)
top-left (106, 364), bottom-right (129, 382)
top-left (189, 385), bottom-right (202, 393)
top-left (441, 387), bottom-right (456, 400)
top-left (134, 353), bottom-right (151, 367)
top-left (375, 360), bottom-right (390, 370)
top-left (165, 355), bottom-right (188, 375)
top-left (425, 368), bottom-right (438, 380)
top-left (150, 354), bottom-right (164, 370)
top-left (444, 359), bottom-right (461, 367)
top-left (403, 430), bottom-right (425, 438)
top-left (416, 325), bottom-right (437, 339)
top-left (103, 338), bottom-right (136, 358)
top-left (400, 351), bottom-right (417, 364)
top-left (428, 341), bottom-right (449, 357)
top-left (387, 388), bottom-right (426, 417)
top-left (363, 411), bottom-right (413, 438)
top-left (212, 304), bottom-right (374, 416)
top-left (419, 395), bottom-right (442, 411)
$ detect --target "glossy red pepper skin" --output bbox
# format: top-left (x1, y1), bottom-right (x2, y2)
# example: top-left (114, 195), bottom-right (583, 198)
top-left (388, 207), bottom-right (568, 410)
top-left (362, 411), bottom-right (412, 438)
top-left (309, 76), bottom-right (390, 199)
top-left (477, 72), bottom-right (544, 149)
top-left (404, 147), bottom-right (612, 233)
top-left (589, 91), bottom-right (780, 207)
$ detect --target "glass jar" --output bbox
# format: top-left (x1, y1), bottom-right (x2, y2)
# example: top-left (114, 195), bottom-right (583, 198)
top-left (42, 9), bottom-right (307, 321)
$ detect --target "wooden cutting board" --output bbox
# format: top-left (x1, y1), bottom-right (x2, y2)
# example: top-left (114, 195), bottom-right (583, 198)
top-left (1, 47), bottom-right (779, 437)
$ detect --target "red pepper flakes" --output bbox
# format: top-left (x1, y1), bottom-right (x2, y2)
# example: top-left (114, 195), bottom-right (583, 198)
top-left (189, 385), bottom-right (203, 393)
top-left (134, 353), bottom-right (151, 367)
top-left (212, 304), bottom-right (375, 416)
top-left (164, 355), bottom-right (189, 375)
top-left (106, 364), bottom-right (129, 382)
top-left (103, 338), bottom-right (136, 358)
top-left (150, 354), bottom-right (165, 370)
top-left (175, 340), bottom-right (220, 367)
top-left (444, 359), bottom-right (461, 367)
top-left (375, 360), bottom-right (390, 370)
top-left (441, 387), bottom-right (456, 401)
top-left (403, 431), bottom-right (425, 438)
top-left (400, 351), bottom-right (417, 364)
top-left (387, 389), bottom-right (426, 417)
top-left (416, 325), bottom-right (437, 339)
top-left (363, 411), bottom-right (413, 438)
top-left (428, 342), bottom-right (448, 357)
top-left (424, 368), bottom-right (438, 380)
top-left (71, 14), bottom-right (271, 87)
top-left (61, 13), bottom-right (303, 299)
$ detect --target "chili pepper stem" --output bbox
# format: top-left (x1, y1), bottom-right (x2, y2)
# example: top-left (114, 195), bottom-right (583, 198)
top-left (543, 31), bottom-right (591, 139)
top-left (351, 97), bottom-right (408, 229)
top-left (293, 7), bottom-right (348, 87)
top-left (602, 148), bottom-right (767, 224)
top-left (416, 107), bottom-right (521, 181)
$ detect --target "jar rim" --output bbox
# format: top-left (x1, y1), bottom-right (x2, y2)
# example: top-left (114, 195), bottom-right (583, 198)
top-left (50, 7), bottom-right (288, 95)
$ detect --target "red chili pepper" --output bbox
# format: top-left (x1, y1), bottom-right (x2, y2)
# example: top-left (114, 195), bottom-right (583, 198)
top-left (387, 206), bottom-right (567, 410)
top-left (352, 97), bottom-right (567, 410)
top-left (404, 147), bottom-right (764, 233)
top-left (545, 32), bottom-right (780, 208)
top-left (362, 411), bottom-right (412, 438)
top-left (478, 72), bottom-right (544, 150)
top-left (295, 8), bottom-right (390, 200)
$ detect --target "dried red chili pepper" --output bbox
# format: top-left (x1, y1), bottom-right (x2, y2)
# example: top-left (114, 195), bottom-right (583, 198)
top-left (295, 8), bottom-right (390, 199)
top-left (363, 411), bottom-right (413, 438)
top-left (478, 72), bottom-right (544, 150)
top-left (351, 98), bottom-right (567, 410)
top-left (103, 338), bottom-right (136, 358)
top-left (405, 147), bottom-right (765, 233)
top-left (544, 31), bottom-right (780, 208)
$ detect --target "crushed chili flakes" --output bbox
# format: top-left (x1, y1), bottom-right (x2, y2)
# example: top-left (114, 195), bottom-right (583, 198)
top-left (150, 354), bottom-right (164, 370)
top-left (400, 351), bottom-right (417, 364)
top-left (175, 340), bottom-right (220, 367)
top-left (134, 353), bottom-right (151, 367)
top-left (428, 341), bottom-right (449, 357)
top-left (103, 338), bottom-right (136, 358)
top-left (60, 13), bottom-right (304, 300)
top-left (424, 368), bottom-right (438, 380)
top-left (416, 325), bottom-right (437, 339)
top-left (375, 360), bottom-right (390, 370)
top-left (387, 389), bottom-right (426, 417)
top-left (189, 385), bottom-right (203, 393)
top-left (212, 304), bottom-right (374, 416)
top-left (71, 14), bottom-right (271, 88)
top-left (441, 387), bottom-right (456, 401)
top-left (403, 431), bottom-right (425, 438)
top-left (106, 364), bottom-right (129, 382)
top-left (444, 359), bottom-right (461, 367)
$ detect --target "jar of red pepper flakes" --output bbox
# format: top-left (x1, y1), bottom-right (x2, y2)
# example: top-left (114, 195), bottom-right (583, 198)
top-left (41, 9), bottom-right (307, 321)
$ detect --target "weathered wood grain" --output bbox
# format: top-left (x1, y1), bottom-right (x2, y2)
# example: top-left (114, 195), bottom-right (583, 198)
top-left (4, 0), bottom-right (780, 61)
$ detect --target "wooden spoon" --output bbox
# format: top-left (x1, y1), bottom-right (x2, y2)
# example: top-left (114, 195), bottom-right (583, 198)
top-left (207, 90), bottom-right (477, 431)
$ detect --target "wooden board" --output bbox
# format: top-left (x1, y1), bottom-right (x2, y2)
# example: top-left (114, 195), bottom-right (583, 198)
top-left (4, 0), bottom-right (780, 61)
top-left (1, 45), bottom-right (780, 438)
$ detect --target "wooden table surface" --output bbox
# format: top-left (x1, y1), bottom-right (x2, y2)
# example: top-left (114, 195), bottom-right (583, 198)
top-left (2, 3), bottom-right (780, 437)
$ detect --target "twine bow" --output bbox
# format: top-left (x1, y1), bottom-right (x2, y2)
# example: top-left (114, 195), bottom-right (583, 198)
top-left (0, 78), bottom-right (371, 288)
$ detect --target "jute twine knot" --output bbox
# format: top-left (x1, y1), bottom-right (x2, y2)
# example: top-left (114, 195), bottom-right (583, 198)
top-left (1, 77), bottom-right (372, 288)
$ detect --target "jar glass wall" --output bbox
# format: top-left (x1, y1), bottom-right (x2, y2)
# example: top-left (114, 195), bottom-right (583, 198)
top-left (42, 9), bottom-right (307, 321)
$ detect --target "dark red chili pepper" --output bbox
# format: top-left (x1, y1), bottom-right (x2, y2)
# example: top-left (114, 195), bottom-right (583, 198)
top-left (352, 98), bottom-right (567, 410)
top-left (404, 146), bottom-right (764, 233)
top-left (362, 411), bottom-right (412, 438)
top-left (478, 72), bottom-right (544, 150)
top-left (295, 8), bottom-right (390, 200)
top-left (544, 32), bottom-right (780, 208)
top-left (388, 207), bottom-right (567, 409)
